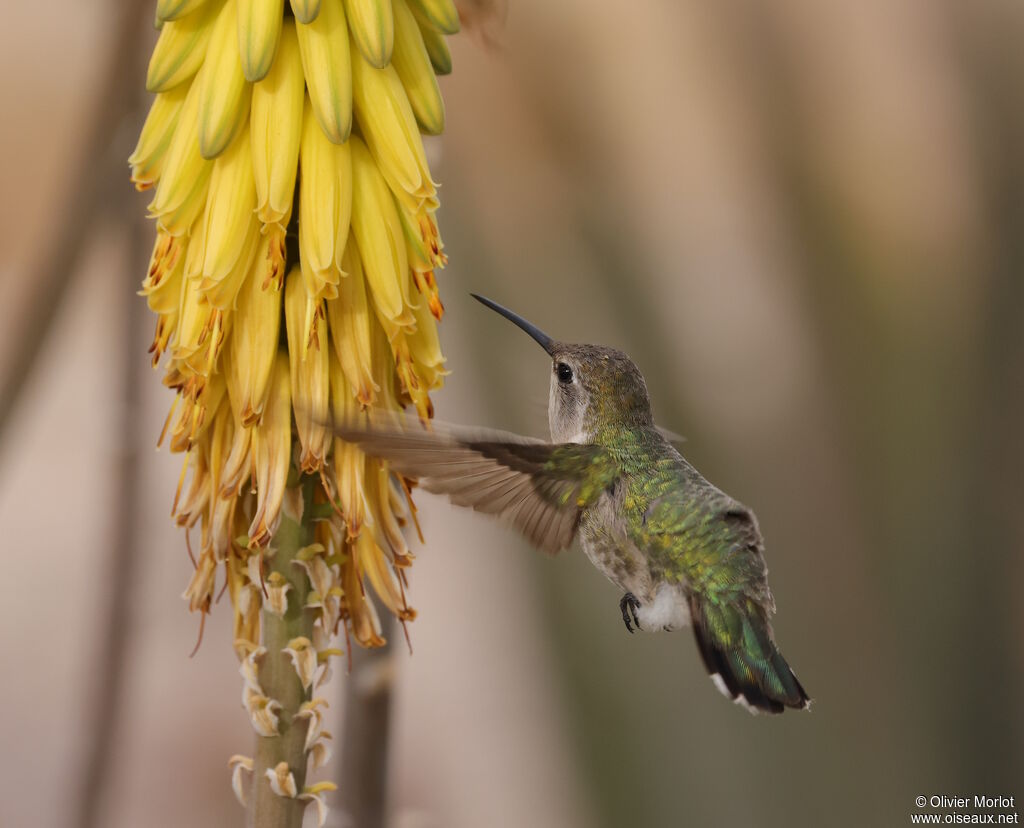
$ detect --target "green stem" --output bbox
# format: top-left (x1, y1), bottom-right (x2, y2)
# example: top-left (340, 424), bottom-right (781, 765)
top-left (249, 476), bottom-right (316, 828)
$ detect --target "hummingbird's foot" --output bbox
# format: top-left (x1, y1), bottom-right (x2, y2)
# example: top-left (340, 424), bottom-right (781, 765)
top-left (620, 592), bottom-right (642, 634)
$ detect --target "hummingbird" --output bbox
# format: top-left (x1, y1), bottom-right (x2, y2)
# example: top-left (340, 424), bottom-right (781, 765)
top-left (339, 294), bottom-right (810, 714)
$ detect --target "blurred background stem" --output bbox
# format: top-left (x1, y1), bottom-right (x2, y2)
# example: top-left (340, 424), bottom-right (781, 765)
top-left (338, 615), bottom-right (395, 828)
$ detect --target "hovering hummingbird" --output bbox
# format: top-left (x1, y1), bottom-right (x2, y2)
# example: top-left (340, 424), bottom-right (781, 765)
top-left (340, 295), bottom-right (810, 714)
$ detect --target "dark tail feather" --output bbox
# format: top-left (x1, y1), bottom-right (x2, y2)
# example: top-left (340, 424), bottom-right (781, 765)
top-left (690, 596), bottom-right (810, 715)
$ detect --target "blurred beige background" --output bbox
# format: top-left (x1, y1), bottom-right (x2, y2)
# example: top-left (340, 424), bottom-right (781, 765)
top-left (1, 1), bottom-right (1022, 826)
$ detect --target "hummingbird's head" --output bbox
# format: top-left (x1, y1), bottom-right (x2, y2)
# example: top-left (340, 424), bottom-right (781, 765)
top-left (471, 294), bottom-right (654, 443)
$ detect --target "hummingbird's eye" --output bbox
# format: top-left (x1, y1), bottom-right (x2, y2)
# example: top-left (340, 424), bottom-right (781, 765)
top-left (556, 362), bottom-right (574, 384)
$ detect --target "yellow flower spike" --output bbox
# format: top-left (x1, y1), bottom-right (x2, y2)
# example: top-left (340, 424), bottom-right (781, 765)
top-left (351, 46), bottom-right (434, 205)
top-left (147, 0), bottom-right (224, 92)
top-left (227, 236), bottom-right (283, 426)
top-left (285, 271), bottom-right (331, 472)
top-left (289, 0), bottom-right (321, 24)
top-left (243, 686), bottom-right (283, 736)
top-left (141, 231), bottom-right (186, 316)
top-left (344, 0), bottom-right (394, 69)
top-left (130, 84), bottom-right (189, 191)
top-left (158, 0), bottom-right (210, 22)
top-left (407, 0), bottom-right (459, 35)
top-left (391, 0), bottom-right (444, 135)
top-left (350, 137), bottom-right (414, 327)
top-left (416, 12), bottom-right (452, 75)
top-left (265, 762), bottom-right (298, 798)
top-left (295, 0), bottom-right (353, 144)
top-left (228, 754), bottom-right (254, 807)
top-left (251, 21), bottom-right (304, 227)
top-left (283, 636), bottom-right (317, 690)
top-left (149, 78), bottom-right (213, 228)
top-left (237, 0), bottom-right (284, 82)
top-left (248, 353), bottom-right (292, 546)
top-left (263, 571), bottom-right (293, 616)
top-left (198, 126), bottom-right (257, 286)
top-left (196, 0), bottom-right (253, 159)
top-left (329, 355), bottom-right (372, 537)
top-left (298, 100), bottom-right (346, 300)
top-left (327, 244), bottom-right (379, 406)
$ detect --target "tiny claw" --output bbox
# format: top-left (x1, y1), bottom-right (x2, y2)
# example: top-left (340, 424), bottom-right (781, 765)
top-left (619, 592), bottom-right (642, 634)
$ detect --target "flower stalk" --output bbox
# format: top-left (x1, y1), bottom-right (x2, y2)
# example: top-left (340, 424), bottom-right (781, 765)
top-left (249, 477), bottom-right (316, 828)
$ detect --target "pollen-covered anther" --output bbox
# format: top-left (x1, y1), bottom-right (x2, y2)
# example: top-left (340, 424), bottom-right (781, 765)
top-left (227, 755), bottom-right (253, 807)
top-left (283, 636), bottom-right (317, 690)
top-left (243, 686), bottom-right (282, 737)
top-left (299, 782), bottom-right (338, 828)
top-left (264, 572), bottom-right (292, 617)
top-left (265, 761), bottom-right (297, 798)
top-left (295, 697), bottom-right (329, 752)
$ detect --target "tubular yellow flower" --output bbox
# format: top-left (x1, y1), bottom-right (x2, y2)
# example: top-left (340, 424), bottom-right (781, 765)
top-left (295, 0), bottom-right (353, 143)
top-left (350, 136), bottom-right (413, 327)
top-left (133, 0), bottom-right (457, 819)
top-left (237, 0), bottom-right (284, 82)
top-left (157, 0), bottom-right (210, 23)
top-left (327, 242), bottom-right (378, 405)
top-left (196, 0), bottom-right (253, 159)
top-left (407, 0), bottom-right (459, 35)
top-left (147, 0), bottom-right (224, 92)
top-left (391, 0), bottom-right (444, 134)
top-left (298, 99), bottom-right (347, 306)
top-left (129, 84), bottom-right (189, 191)
top-left (345, 0), bottom-right (394, 69)
top-left (285, 269), bottom-right (331, 473)
top-left (228, 236), bottom-right (282, 425)
top-left (249, 353), bottom-right (291, 547)
top-left (289, 0), bottom-right (321, 24)
top-left (250, 20), bottom-right (304, 227)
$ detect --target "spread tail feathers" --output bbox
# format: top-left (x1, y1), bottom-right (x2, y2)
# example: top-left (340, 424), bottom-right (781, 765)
top-left (690, 596), bottom-right (810, 715)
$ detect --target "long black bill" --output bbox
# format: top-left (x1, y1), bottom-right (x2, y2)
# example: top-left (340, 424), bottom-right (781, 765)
top-left (470, 293), bottom-right (555, 355)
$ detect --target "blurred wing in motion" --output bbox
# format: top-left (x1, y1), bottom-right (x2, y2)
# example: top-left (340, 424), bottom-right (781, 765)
top-left (336, 422), bottom-right (619, 554)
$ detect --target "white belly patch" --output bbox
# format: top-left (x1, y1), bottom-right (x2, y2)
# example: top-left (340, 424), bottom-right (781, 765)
top-left (636, 583), bottom-right (691, 632)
